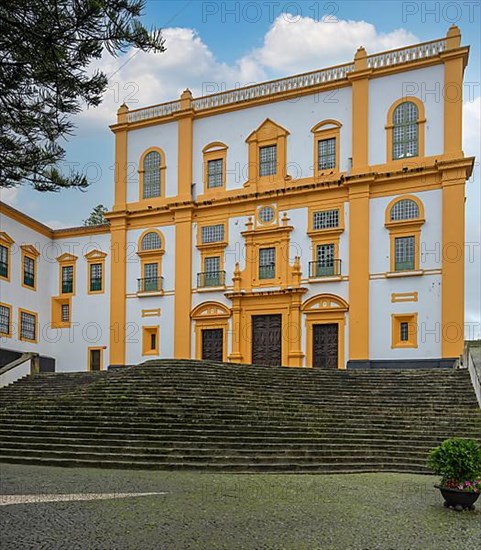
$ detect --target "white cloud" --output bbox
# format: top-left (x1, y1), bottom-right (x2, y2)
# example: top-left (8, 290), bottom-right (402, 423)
top-left (0, 187), bottom-right (19, 206)
top-left (76, 18), bottom-right (419, 128)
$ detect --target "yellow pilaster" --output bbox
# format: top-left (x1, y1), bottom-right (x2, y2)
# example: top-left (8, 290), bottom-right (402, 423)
top-left (441, 173), bottom-right (465, 358)
top-left (348, 181), bottom-right (370, 362)
top-left (108, 216), bottom-right (127, 366)
top-left (177, 89), bottom-right (194, 201)
top-left (112, 104), bottom-right (129, 211)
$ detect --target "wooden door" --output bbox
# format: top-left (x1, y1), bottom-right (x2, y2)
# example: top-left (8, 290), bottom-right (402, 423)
top-left (312, 324), bottom-right (338, 369)
top-left (251, 314), bottom-right (282, 366)
top-left (201, 329), bottom-right (224, 362)
top-left (89, 349), bottom-right (102, 371)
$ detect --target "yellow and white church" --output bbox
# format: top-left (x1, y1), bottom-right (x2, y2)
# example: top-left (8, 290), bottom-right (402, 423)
top-left (0, 26), bottom-right (474, 372)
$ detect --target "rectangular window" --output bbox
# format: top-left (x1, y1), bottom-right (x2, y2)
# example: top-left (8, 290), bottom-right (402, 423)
top-left (0, 245), bottom-right (8, 278)
top-left (400, 322), bottom-right (409, 342)
top-left (61, 304), bottom-right (70, 323)
top-left (318, 138), bottom-right (336, 170)
top-left (315, 244), bottom-right (335, 277)
top-left (313, 209), bottom-right (339, 230)
top-left (207, 159), bottom-right (223, 188)
top-left (392, 313), bottom-right (418, 349)
top-left (259, 247), bottom-right (276, 279)
top-left (62, 265), bottom-right (74, 294)
top-left (142, 326), bottom-right (159, 356)
top-left (0, 305), bottom-right (11, 335)
top-left (203, 256), bottom-right (221, 287)
top-left (201, 224), bottom-right (224, 244)
top-left (143, 263), bottom-right (159, 292)
top-left (20, 311), bottom-right (36, 341)
top-left (394, 236), bottom-right (415, 271)
top-left (90, 263), bottom-right (103, 292)
top-left (259, 145), bottom-right (277, 176)
top-left (150, 332), bottom-right (157, 351)
top-left (23, 256), bottom-right (35, 288)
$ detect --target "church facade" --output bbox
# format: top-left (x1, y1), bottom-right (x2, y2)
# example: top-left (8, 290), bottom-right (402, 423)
top-left (0, 26), bottom-right (473, 372)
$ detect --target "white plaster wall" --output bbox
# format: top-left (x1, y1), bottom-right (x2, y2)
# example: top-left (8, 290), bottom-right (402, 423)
top-left (369, 275), bottom-right (442, 360)
top-left (192, 88), bottom-right (353, 193)
top-left (126, 122), bottom-right (179, 203)
top-left (370, 189), bottom-right (442, 274)
top-left (368, 65), bottom-right (445, 166)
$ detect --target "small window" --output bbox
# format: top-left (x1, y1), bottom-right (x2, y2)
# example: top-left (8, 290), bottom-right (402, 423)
top-left (259, 145), bottom-right (277, 176)
top-left (142, 326), bottom-right (159, 355)
top-left (141, 263), bottom-right (159, 292)
top-left (394, 236), bottom-right (415, 271)
top-left (23, 256), bottom-right (35, 288)
top-left (315, 244), bottom-right (335, 277)
top-left (202, 256), bottom-right (221, 287)
top-left (90, 263), bottom-right (103, 292)
top-left (207, 159), bottom-right (223, 188)
top-left (0, 305), bottom-right (11, 335)
top-left (141, 232), bottom-right (161, 251)
top-left (61, 304), bottom-right (70, 323)
top-left (143, 151), bottom-right (161, 198)
top-left (20, 311), bottom-right (36, 341)
top-left (400, 322), bottom-right (409, 342)
top-left (150, 332), bottom-right (157, 351)
top-left (62, 266), bottom-right (74, 294)
top-left (0, 245), bottom-right (8, 278)
top-left (313, 209), bottom-right (339, 230)
top-left (318, 138), bottom-right (336, 170)
top-left (201, 224), bottom-right (224, 244)
top-left (392, 101), bottom-right (419, 160)
top-left (259, 247), bottom-right (276, 279)
top-left (390, 199), bottom-right (420, 221)
top-left (259, 206), bottom-right (275, 224)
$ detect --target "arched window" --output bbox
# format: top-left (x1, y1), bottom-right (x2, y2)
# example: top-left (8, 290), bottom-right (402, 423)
top-left (390, 198), bottom-right (420, 221)
top-left (141, 231), bottom-right (162, 251)
top-left (392, 101), bottom-right (419, 160)
top-left (142, 151), bottom-right (161, 198)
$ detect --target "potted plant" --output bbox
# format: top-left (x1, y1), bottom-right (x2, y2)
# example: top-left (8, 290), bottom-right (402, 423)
top-left (428, 438), bottom-right (481, 511)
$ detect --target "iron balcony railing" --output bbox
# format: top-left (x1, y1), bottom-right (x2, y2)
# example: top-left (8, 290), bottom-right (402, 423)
top-left (137, 276), bottom-right (164, 293)
top-left (197, 271), bottom-right (226, 288)
top-left (309, 259), bottom-right (342, 278)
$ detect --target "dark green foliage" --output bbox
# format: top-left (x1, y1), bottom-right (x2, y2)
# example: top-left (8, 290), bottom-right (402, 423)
top-left (83, 204), bottom-right (109, 226)
top-left (0, 0), bottom-right (164, 191)
top-left (428, 438), bottom-right (481, 486)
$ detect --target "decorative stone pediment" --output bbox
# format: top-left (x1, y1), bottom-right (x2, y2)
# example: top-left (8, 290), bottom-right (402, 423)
top-left (246, 118), bottom-right (289, 143)
top-left (302, 294), bottom-right (349, 313)
top-left (20, 244), bottom-right (40, 257)
top-left (84, 249), bottom-right (108, 260)
top-left (56, 252), bottom-right (78, 262)
top-left (191, 301), bottom-right (231, 320)
top-left (0, 232), bottom-right (14, 245)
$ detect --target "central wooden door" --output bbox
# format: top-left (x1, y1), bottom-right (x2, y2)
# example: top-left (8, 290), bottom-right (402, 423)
top-left (201, 328), bottom-right (224, 362)
top-left (251, 314), bottom-right (282, 366)
top-left (312, 323), bottom-right (338, 369)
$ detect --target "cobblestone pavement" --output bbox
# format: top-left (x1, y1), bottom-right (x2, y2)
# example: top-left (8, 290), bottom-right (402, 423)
top-left (1, 464), bottom-right (480, 549)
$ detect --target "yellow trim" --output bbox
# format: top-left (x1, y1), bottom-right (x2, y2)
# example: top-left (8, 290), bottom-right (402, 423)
top-left (0, 232), bottom-right (14, 282)
top-left (138, 147), bottom-right (166, 202)
top-left (311, 120), bottom-right (342, 180)
top-left (191, 302), bottom-right (230, 362)
top-left (0, 302), bottom-right (12, 337)
top-left (88, 346), bottom-right (104, 371)
top-left (384, 194), bottom-right (425, 225)
top-left (391, 292), bottom-right (418, 303)
top-left (137, 229), bottom-right (165, 294)
top-left (51, 296), bottom-right (72, 329)
top-left (85, 250), bottom-right (107, 295)
top-left (385, 96), bottom-right (426, 165)
top-left (18, 308), bottom-right (38, 343)
top-left (177, 89), bottom-right (193, 201)
top-left (109, 218), bottom-right (127, 365)
top-left (22, 247), bottom-right (39, 290)
top-left (307, 203), bottom-right (345, 235)
top-left (142, 325), bottom-right (159, 356)
top-left (255, 204), bottom-right (278, 228)
top-left (392, 313), bottom-right (418, 349)
top-left (142, 308), bottom-right (161, 317)
top-left (245, 118), bottom-right (289, 190)
top-left (57, 253), bottom-right (77, 296)
top-left (202, 142), bottom-right (227, 197)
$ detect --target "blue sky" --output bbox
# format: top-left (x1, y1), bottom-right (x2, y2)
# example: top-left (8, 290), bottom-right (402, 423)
top-left (2, 1), bottom-right (478, 228)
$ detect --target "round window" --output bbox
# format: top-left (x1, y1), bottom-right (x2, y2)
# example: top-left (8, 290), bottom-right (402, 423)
top-left (259, 206), bottom-right (275, 223)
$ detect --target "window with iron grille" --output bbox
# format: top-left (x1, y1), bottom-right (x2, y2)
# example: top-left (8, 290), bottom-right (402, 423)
top-left (142, 151), bottom-right (161, 198)
top-left (259, 145), bottom-right (277, 176)
top-left (259, 206), bottom-right (275, 223)
top-left (313, 209), bottom-right (339, 230)
top-left (142, 263), bottom-right (159, 292)
top-left (0, 244), bottom-right (8, 278)
top-left (90, 263), bottom-right (103, 292)
top-left (400, 322), bottom-right (410, 342)
top-left (62, 266), bottom-right (74, 293)
top-left (61, 304), bottom-right (70, 323)
top-left (141, 232), bottom-right (161, 251)
top-left (150, 332), bottom-right (157, 351)
top-left (318, 138), bottom-right (336, 170)
top-left (23, 256), bottom-right (35, 287)
top-left (394, 236), bottom-right (415, 271)
top-left (20, 311), bottom-right (36, 341)
top-left (390, 199), bottom-right (420, 221)
top-left (259, 247), bottom-right (275, 279)
top-left (201, 224), bottom-right (224, 244)
top-left (207, 159), bottom-right (223, 188)
top-left (392, 102), bottom-right (418, 160)
top-left (0, 305), bottom-right (10, 335)
top-left (203, 256), bottom-right (221, 287)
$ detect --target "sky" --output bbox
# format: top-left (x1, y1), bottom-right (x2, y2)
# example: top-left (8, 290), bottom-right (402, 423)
top-left (1, 0), bottom-right (480, 328)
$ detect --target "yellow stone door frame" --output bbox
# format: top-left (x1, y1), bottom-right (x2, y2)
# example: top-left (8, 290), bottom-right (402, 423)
top-left (191, 302), bottom-right (231, 362)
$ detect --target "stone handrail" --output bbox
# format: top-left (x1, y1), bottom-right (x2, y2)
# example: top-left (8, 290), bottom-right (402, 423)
top-left (366, 39), bottom-right (446, 69)
top-left (0, 352), bottom-right (39, 388)
top-left (464, 343), bottom-right (481, 408)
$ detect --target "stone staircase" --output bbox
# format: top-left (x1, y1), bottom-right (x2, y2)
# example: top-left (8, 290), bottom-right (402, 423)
top-left (0, 360), bottom-right (480, 473)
